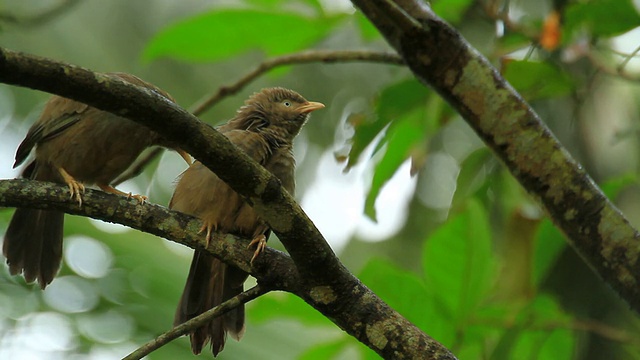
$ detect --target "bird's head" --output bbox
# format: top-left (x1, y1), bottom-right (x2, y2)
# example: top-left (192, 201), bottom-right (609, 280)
top-left (233, 87), bottom-right (324, 141)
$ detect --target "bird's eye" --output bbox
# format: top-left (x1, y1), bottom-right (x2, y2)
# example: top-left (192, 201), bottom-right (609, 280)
top-left (283, 101), bottom-right (291, 107)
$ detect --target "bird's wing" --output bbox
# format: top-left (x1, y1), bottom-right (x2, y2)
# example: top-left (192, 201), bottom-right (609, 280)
top-left (14, 97), bottom-right (89, 167)
top-left (168, 130), bottom-right (271, 214)
top-left (224, 130), bottom-right (272, 165)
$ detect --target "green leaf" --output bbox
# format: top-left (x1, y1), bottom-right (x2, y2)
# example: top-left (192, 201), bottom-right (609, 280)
top-left (298, 338), bottom-right (348, 360)
top-left (490, 324), bottom-right (523, 360)
top-left (511, 296), bottom-right (575, 359)
top-left (355, 12), bottom-right (380, 40)
top-left (503, 60), bottom-right (574, 100)
top-left (363, 106), bottom-right (430, 220)
top-left (346, 79), bottom-right (430, 170)
top-left (359, 258), bottom-right (454, 344)
top-left (144, 10), bottom-right (344, 62)
top-left (423, 199), bottom-right (496, 322)
top-left (600, 173), bottom-right (637, 200)
top-left (452, 148), bottom-right (493, 207)
top-left (431, 0), bottom-right (474, 24)
top-left (565, 0), bottom-right (640, 38)
top-left (355, 80), bottom-right (440, 220)
top-left (249, 291), bottom-right (332, 326)
top-left (491, 295), bottom-right (574, 360)
top-left (532, 328), bottom-right (575, 359)
top-left (497, 32), bottom-right (533, 54)
top-left (359, 258), bottom-right (431, 322)
top-left (532, 220), bottom-right (567, 287)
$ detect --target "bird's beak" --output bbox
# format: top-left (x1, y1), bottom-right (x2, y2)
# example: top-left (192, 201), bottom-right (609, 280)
top-left (298, 101), bottom-right (325, 114)
top-left (175, 148), bottom-right (193, 165)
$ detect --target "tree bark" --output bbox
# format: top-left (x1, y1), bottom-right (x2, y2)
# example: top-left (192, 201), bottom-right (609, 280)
top-left (351, 0), bottom-right (640, 311)
top-left (0, 48), bottom-right (456, 359)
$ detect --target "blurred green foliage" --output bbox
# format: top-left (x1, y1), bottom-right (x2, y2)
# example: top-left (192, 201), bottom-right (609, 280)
top-left (144, 10), bottom-right (345, 63)
top-left (1, 0), bottom-right (640, 359)
top-left (564, 0), bottom-right (640, 39)
top-left (503, 60), bottom-right (574, 100)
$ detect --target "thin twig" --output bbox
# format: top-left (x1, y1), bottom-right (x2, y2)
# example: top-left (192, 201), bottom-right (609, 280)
top-left (471, 317), bottom-right (639, 345)
top-left (189, 49), bottom-right (403, 116)
top-left (111, 50), bottom-right (404, 186)
top-left (112, 147), bottom-right (163, 186)
top-left (0, 0), bottom-right (80, 27)
top-left (482, 1), bottom-right (538, 40)
top-left (123, 285), bottom-right (269, 360)
top-left (587, 50), bottom-right (640, 82)
top-left (617, 44), bottom-right (640, 73)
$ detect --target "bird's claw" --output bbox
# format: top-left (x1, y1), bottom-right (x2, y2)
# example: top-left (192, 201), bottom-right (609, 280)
top-left (98, 184), bottom-right (148, 205)
top-left (68, 180), bottom-right (85, 206)
top-left (248, 235), bottom-right (267, 264)
top-left (58, 167), bottom-right (84, 206)
top-left (198, 223), bottom-right (214, 248)
top-left (127, 193), bottom-right (148, 204)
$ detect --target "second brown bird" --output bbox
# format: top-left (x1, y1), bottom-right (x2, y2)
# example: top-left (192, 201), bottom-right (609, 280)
top-left (171, 87), bottom-right (324, 356)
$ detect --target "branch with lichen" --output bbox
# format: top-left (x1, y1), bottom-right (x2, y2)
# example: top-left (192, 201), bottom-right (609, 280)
top-left (0, 48), bottom-right (456, 359)
top-left (351, 0), bottom-right (640, 311)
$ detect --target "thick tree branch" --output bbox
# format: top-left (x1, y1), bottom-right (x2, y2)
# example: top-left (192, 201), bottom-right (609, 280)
top-left (0, 49), bottom-right (455, 359)
top-left (0, 179), bottom-right (298, 286)
top-left (351, 0), bottom-right (640, 311)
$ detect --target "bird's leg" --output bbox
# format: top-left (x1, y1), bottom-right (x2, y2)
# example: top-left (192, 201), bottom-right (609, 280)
top-left (175, 148), bottom-right (193, 165)
top-left (98, 184), bottom-right (148, 204)
top-left (57, 167), bottom-right (85, 206)
top-left (198, 220), bottom-right (217, 248)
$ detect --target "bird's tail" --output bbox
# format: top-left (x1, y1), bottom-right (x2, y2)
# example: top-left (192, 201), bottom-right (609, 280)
top-left (175, 249), bottom-right (246, 356)
top-left (3, 161), bottom-right (65, 289)
top-left (3, 208), bottom-right (64, 289)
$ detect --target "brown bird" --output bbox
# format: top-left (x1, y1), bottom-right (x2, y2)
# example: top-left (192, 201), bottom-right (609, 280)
top-left (171, 87), bottom-right (324, 356)
top-left (3, 72), bottom-right (192, 289)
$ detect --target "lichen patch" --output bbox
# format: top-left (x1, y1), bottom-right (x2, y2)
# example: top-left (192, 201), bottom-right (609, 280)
top-left (366, 321), bottom-right (389, 350)
top-left (309, 285), bottom-right (337, 304)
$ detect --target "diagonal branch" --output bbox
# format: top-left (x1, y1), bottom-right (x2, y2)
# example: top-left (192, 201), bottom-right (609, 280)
top-left (0, 45), bottom-right (336, 294)
top-left (351, 0), bottom-right (640, 311)
top-left (123, 285), bottom-right (270, 360)
top-left (0, 49), bottom-right (456, 359)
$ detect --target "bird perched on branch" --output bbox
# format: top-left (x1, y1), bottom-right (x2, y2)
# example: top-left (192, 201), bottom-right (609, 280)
top-left (3, 72), bottom-right (192, 289)
top-left (171, 87), bottom-right (324, 356)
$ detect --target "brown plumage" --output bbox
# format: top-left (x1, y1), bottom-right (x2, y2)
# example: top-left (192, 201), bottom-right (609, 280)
top-left (3, 72), bottom-right (192, 289)
top-left (171, 87), bottom-right (324, 356)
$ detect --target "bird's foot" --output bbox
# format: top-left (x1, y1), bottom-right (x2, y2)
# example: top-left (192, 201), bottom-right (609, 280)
top-left (98, 185), bottom-right (147, 204)
top-left (248, 235), bottom-right (267, 264)
top-left (127, 193), bottom-right (148, 204)
top-left (58, 167), bottom-right (85, 206)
